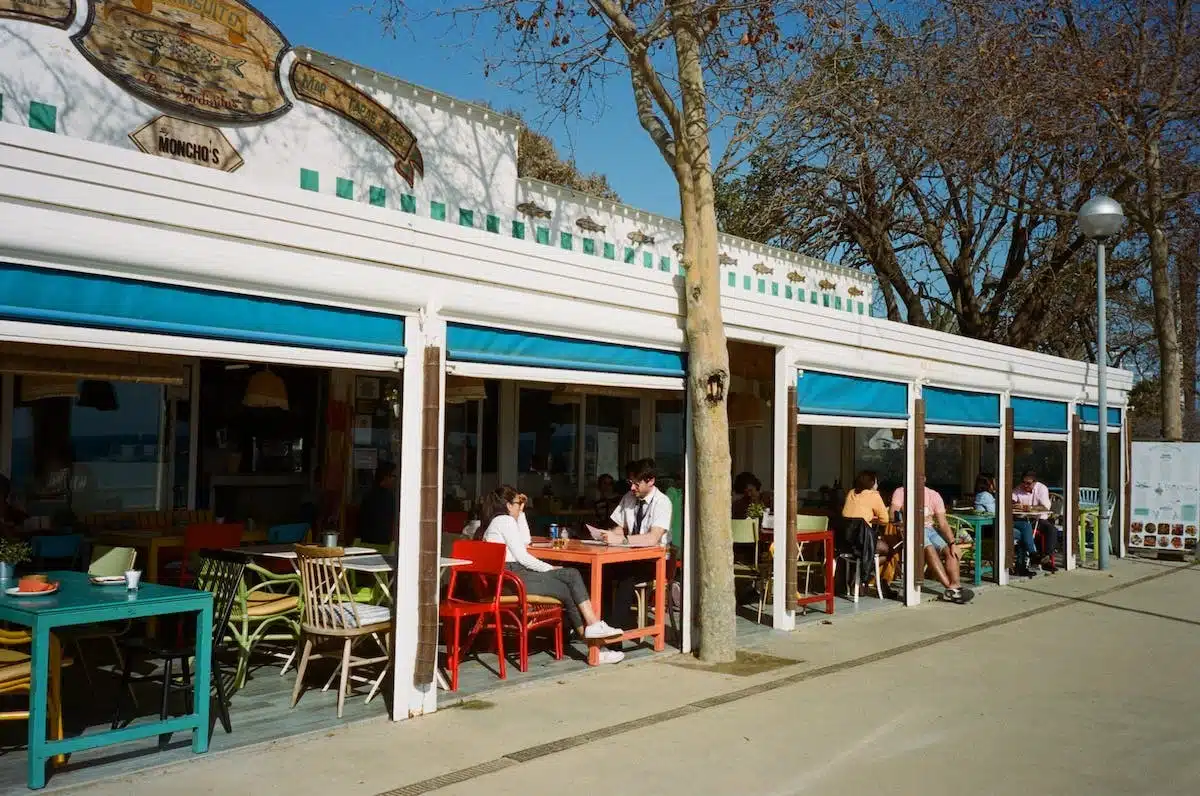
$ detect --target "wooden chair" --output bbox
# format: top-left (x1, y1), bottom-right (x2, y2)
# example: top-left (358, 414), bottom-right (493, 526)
top-left (438, 540), bottom-right (507, 692)
top-left (495, 571), bottom-right (563, 672)
top-left (731, 519), bottom-right (760, 592)
top-left (291, 545), bottom-right (391, 718)
top-left (0, 628), bottom-right (71, 765)
top-left (113, 550), bottom-right (246, 743)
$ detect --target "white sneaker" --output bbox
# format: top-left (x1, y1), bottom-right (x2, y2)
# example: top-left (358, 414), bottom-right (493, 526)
top-left (597, 649), bottom-right (625, 665)
top-left (584, 621), bottom-right (623, 639)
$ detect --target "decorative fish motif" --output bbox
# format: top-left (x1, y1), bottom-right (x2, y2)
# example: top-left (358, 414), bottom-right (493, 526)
top-left (128, 29), bottom-right (246, 77)
top-left (787, 271), bottom-right (806, 283)
top-left (672, 243), bottom-right (685, 256)
top-left (818, 279), bottom-right (837, 290)
top-left (753, 262), bottom-right (773, 275)
top-left (575, 216), bottom-right (606, 233)
top-left (517, 201), bottom-right (551, 219)
top-left (627, 230), bottom-right (655, 246)
top-left (718, 253), bottom-right (737, 266)
top-left (847, 286), bottom-right (864, 297)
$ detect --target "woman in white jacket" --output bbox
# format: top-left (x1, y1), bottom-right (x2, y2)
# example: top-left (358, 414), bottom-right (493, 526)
top-left (479, 486), bottom-right (624, 663)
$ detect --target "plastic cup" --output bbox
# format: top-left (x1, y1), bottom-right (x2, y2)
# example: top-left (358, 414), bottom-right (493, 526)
top-left (124, 570), bottom-right (142, 591)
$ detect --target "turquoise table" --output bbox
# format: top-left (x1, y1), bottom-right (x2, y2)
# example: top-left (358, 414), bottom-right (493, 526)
top-left (0, 571), bottom-right (213, 789)
top-left (948, 513), bottom-right (996, 586)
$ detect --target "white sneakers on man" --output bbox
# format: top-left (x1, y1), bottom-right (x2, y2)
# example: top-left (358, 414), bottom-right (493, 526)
top-left (583, 620), bottom-right (623, 639)
top-left (597, 649), bottom-right (625, 665)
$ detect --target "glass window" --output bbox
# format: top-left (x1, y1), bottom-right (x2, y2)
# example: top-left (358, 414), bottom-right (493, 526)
top-left (443, 381), bottom-right (499, 510)
top-left (584, 395), bottom-right (639, 490)
top-left (1012, 440), bottom-right (1066, 491)
top-left (517, 388), bottom-right (579, 505)
top-left (11, 378), bottom-right (165, 521)
top-left (926, 435), bottom-right (964, 498)
top-left (854, 427), bottom-right (907, 494)
top-left (654, 399), bottom-right (686, 489)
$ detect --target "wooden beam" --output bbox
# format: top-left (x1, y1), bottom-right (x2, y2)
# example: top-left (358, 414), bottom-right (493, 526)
top-left (413, 347), bottom-right (442, 687)
top-left (1001, 407), bottom-right (1015, 574)
top-left (911, 398), bottom-right (925, 599)
top-left (785, 386), bottom-right (798, 613)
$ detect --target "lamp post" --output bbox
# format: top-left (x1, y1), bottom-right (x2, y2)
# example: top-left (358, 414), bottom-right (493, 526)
top-left (1078, 196), bottom-right (1125, 570)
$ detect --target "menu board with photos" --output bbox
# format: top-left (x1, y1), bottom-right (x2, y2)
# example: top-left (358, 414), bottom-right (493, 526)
top-left (1129, 441), bottom-right (1200, 553)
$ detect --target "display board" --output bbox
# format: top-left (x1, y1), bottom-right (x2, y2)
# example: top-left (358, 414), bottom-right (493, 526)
top-left (1129, 441), bottom-right (1200, 553)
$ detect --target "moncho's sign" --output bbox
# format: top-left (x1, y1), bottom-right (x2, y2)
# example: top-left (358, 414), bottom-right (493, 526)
top-left (130, 115), bottom-right (244, 172)
top-left (290, 61), bottom-right (425, 188)
top-left (72, 0), bottom-right (291, 123)
top-left (0, 0), bottom-right (76, 28)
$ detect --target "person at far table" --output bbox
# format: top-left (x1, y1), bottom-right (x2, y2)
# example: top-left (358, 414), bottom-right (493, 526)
top-left (891, 477), bottom-right (974, 604)
top-left (1012, 469), bottom-right (1056, 574)
top-left (842, 470), bottom-right (900, 598)
top-left (973, 473), bottom-right (997, 515)
top-left (732, 471), bottom-right (773, 520)
top-left (479, 486), bottom-right (625, 663)
top-left (357, 462), bottom-right (397, 545)
top-left (590, 473), bottom-right (620, 524)
top-left (601, 460), bottom-right (673, 642)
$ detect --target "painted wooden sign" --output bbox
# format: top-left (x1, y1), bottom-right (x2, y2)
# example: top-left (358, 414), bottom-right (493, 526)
top-left (72, 0), bottom-right (291, 123)
top-left (130, 114), bottom-right (244, 172)
top-left (290, 61), bottom-right (425, 188)
top-left (0, 0), bottom-right (75, 28)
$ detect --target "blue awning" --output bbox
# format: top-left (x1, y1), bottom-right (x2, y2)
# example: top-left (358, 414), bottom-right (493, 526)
top-left (445, 324), bottom-right (686, 377)
top-left (1077, 404), bottom-right (1122, 426)
top-left (0, 262), bottom-right (406, 355)
top-left (1012, 396), bottom-right (1068, 434)
top-left (795, 370), bottom-right (908, 420)
top-left (924, 386), bottom-right (1000, 428)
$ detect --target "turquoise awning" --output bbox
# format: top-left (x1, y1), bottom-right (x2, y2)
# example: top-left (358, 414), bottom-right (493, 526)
top-left (445, 323), bottom-right (686, 377)
top-left (1078, 404), bottom-right (1122, 426)
top-left (795, 370), bottom-right (908, 420)
top-left (1012, 396), bottom-right (1068, 434)
top-left (0, 262), bottom-right (406, 355)
top-left (924, 386), bottom-right (1000, 428)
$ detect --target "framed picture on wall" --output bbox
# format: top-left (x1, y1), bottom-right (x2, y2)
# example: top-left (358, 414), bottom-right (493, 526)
top-left (356, 377), bottom-right (380, 401)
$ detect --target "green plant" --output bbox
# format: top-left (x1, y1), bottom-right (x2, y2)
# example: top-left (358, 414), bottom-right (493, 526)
top-left (0, 538), bottom-right (32, 565)
top-left (746, 503), bottom-right (766, 521)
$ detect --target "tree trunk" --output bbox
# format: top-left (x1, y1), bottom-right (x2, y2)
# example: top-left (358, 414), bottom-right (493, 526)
top-left (1144, 142), bottom-right (1182, 441)
top-left (671, 1), bottom-right (735, 663)
top-left (1179, 251), bottom-right (1198, 426)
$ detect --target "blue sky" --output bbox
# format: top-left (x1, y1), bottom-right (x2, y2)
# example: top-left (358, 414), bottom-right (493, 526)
top-left (255, 1), bottom-right (682, 217)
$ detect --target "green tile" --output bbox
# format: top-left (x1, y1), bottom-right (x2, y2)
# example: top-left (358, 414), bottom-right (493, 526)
top-left (822, 294), bottom-right (831, 307)
top-left (400, 194), bottom-right (417, 213)
top-left (560, 231), bottom-right (573, 250)
top-left (858, 302), bottom-right (865, 315)
top-left (512, 220), bottom-right (526, 239)
top-left (785, 286), bottom-right (793, 300)
top-left (369, 186), bottom-right (386, 207)
top-left (624, 247), bottom-right (636, 264)
top-left (336, 177), bottom-right (354, 200)
top-left (678, 264), bottom-right (686, 275)
top-left (603, 242), bottom-right (616, 260)
top-left (743, 275), bottom-right (751, 290)
top-left (300, 168), bottom-right (319, 192)
top-left (29, 100), bottom-right (56, 132)
top-left (431, 201), bottom-right (446, 221)
top-left (796, 289), bottom-right (805, 302)
top-left (643, 251), bottom-right (653, 269)
top-left (659, 256), bottom-right (671, 272)
top-left (459, 208), bottom-right (474, 227)
top-left (728, 271), bottom-right (737, 288)
top-left (834, 296), bottom-right (842, 310)
top-left (771, 282), bottom-right (779, 297)
top-left (810, 292), bottom-right (818, 304)
top-left (486, 214), bottom-right (500, 233)
top-left (583, 238), bottom-right (596, 255)
top-left (536, 226), bottom-right (550, 245)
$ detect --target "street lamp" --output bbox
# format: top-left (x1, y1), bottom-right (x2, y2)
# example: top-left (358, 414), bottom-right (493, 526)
top-left (1078, 195), bottom-right (1125, 570)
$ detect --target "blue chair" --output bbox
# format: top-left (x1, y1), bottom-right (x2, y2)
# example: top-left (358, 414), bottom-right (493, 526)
top-left (30, 533), bottom-right (84, 570)
top-left (267, 523), bottom-right (310, 545)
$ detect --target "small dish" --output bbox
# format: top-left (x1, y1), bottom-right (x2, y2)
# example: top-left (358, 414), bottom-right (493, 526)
top-left (89, 575), bottom-right (127, 586)
top-left (6, 583), bottom-right (59, 597)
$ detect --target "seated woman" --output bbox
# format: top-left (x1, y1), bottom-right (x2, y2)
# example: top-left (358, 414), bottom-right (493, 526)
top-left (841, 470), bottom-right (899, 596)
top-left (973, 474), bottom-right (997, 514)
top-left (479, 486), bottom-right (625, 664)
top-left (732, 472), bottom-right (773, 520)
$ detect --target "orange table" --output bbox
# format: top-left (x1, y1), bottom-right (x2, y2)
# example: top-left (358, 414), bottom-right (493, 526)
top-left (528, 539), bottom-right (667, 665)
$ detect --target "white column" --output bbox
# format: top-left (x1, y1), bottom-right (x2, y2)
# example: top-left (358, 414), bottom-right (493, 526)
top-left (904, 382), bottom-right (919, 607)
top-left (392, 310), bottom-right (438, 718)
top-left (1065, 400), bottom-right (1077, 571)
top-left (997, 393), bottom-right (1010, 586)
top-left (1, 374), bottom-right (14, 475)
top-left (771, 346), bottom-right (795, 631)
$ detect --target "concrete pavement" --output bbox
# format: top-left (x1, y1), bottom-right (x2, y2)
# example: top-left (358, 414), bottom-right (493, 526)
top-left (67, 558), bottom-right (1200, 796)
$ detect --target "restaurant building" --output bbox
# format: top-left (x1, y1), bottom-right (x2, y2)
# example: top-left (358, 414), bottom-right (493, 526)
top-left (0, 0), bottom-right (1132, 729)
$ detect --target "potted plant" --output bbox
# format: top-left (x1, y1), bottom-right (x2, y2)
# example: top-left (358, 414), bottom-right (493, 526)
top-left (0, 538), bottom-right (32, 581)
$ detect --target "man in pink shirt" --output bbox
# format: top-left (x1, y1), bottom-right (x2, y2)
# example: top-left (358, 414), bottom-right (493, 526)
top-left (891, 476), bottom-right (973, 604)
top-left (1012, 470), bottom-right (1057, 573)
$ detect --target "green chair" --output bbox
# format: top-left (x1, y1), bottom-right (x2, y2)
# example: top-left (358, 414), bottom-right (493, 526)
top-left (350, 539), bottom-right (394, 603)
top-left (225, 564), bottom-right (301, 688)
top-left (757, 515), bottom-right (830, 622)
top-left (731, 519), bottom-right (760, 591)
top-left (62, 546), bottom-right (139, 692)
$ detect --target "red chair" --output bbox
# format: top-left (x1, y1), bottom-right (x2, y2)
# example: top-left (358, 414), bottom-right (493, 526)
top-left (167, 523), bottom-right (245, 587)
top-left (443, 512), bottom-right (469, 535)
top-left (494, 571), bottom-right (563, 672)
top-left (438, 540), bottom-right (507, 691)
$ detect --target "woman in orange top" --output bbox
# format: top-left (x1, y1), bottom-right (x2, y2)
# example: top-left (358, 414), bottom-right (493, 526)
top-left (841, 470), bottom-right (889, 526)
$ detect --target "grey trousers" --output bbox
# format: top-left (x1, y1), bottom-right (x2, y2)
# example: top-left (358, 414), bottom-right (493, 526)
top-left (506, 563), bottom-right (588, 629)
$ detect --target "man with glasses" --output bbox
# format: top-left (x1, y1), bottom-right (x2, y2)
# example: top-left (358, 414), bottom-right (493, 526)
top-left (1013, 469), bottom-right (1057, 573)
top-left (601, 459), bottom-right (673, 645)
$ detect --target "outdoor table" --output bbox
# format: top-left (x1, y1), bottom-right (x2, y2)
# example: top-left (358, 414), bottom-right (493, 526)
top-left (528, 540), bottom-right (667, 665)
top-left (757, 523), bottom-right (836, 615)
top-left (948, 513), bottom-right (995, 586)
top-left (0, 571), bottom-right (213, 790)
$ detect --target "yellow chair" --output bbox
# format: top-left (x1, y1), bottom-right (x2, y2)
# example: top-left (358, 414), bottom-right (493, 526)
top-left (731, 519), bottom-right (760, 591)
top-left (0, 628), bottom-right (70, 765)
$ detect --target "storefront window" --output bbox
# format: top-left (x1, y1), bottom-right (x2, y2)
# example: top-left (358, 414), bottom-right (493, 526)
top-left (584, 395), bottom-right (639, 491)
top-left (11, 378), bottom-right (165, 521)
top-left (443, 381), bottom-right (499, 510)
top-left (854, 427), bottom-right (907, 493)
top-left (517, 388), bottom-right (579, 505)
top-left (654, 398), bottom-right (686, 489)
top-left (1012, 440), bottom-right (1066, 490)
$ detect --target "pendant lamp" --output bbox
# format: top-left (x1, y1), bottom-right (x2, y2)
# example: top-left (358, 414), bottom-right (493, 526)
top-left (243, 367), bottom-right (289, 410)
top-left (77, 380), bottom-right (119, 411)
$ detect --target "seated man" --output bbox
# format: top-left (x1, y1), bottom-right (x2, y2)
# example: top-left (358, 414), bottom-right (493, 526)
top-left (891, 477), bottom-right (973, 604)
top-left (1013, 470), bottom-right (1058, 573)
top-left (601, 459), bottom-right (673, 645)
top-left (732, 471), bottom-right (773, 520)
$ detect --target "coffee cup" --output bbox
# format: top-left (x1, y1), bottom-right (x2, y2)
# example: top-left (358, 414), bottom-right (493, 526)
top-left (124, 570), bottom-right (142, 591)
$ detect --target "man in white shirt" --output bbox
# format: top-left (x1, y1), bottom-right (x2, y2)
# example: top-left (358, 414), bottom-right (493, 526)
top-left (601, 460), bottom-right (672, 640)
top-left (1012, 470), bottom-right (1058, 573)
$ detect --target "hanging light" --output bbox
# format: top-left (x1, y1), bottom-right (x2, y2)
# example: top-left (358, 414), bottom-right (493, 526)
top-left (77, 380), bottom-right (119, 411)
top-left (243, 367), bottom-right (289, 410)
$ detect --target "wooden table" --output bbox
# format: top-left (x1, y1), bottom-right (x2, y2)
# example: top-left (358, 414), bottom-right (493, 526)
top-left (528, 540), bottom-right (666, 665)
top-left (0, 572), bottom-right (212, 789)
